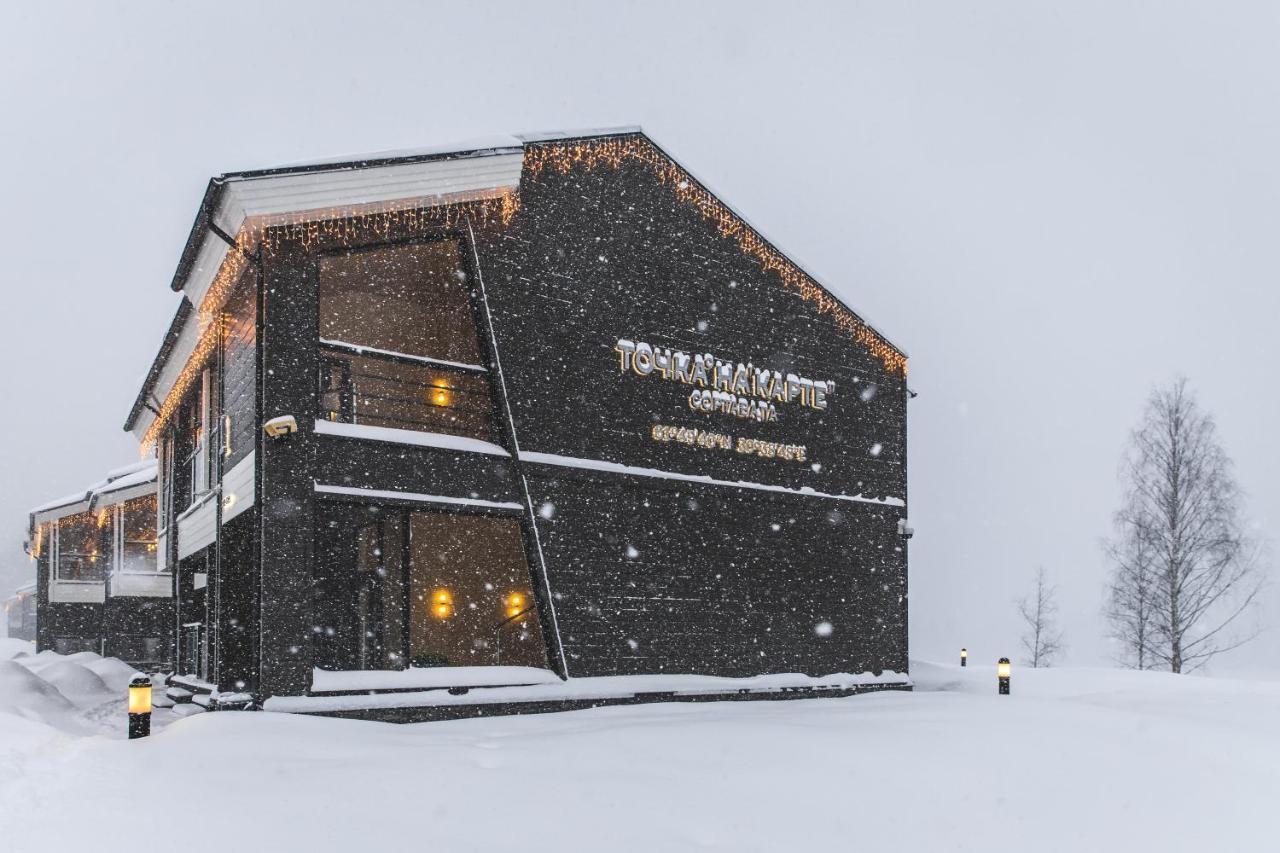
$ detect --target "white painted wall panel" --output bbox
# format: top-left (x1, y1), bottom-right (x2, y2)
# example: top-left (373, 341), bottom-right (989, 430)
top-left (49, 581), bottom-right (105, 604)
top-left (156, 530), bottom-right (168, 574)
top-left (177, 495), bottom-right (217, 559)
top-left (111, 573), bottom-right (172, 598)
top-left (221, 451), bottom-right (255, 524)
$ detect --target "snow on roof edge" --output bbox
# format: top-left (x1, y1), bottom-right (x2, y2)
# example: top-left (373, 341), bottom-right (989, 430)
top-left (234, 133), bottom-right (526, 175)
top-left (28, 461), bottom-right (157, 518)
top-left (635, 130), bottom-right (910, 361)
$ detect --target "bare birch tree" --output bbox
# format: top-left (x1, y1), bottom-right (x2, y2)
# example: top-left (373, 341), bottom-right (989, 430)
top-left (1018, 566), bottom-right (1065, 667)
top-left (1104, 378), bottom-right (1263, 673)
top-left (1104, 519), bottom-right (1157, 669)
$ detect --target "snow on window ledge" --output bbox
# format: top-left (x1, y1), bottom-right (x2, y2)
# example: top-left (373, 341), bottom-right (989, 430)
top-left (313, 420), bottom-right (510, 457)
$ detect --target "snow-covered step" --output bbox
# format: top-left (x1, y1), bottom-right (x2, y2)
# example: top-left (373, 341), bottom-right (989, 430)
top-left (164, 686), bottom-right (194, 703)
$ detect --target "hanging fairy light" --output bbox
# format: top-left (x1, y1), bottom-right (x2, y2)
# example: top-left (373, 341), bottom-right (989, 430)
top-left (141, 131), bottom-right (906, 459)
top-left (525, 136), bottom-right (907, 376)
top-left (141, 189), bottom-right (518, 454)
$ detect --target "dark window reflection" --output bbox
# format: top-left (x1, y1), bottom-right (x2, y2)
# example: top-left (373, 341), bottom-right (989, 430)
top-left (318, 239), bottom-right (483, 365)
top-left (313, 505), bottom-right (547, 672)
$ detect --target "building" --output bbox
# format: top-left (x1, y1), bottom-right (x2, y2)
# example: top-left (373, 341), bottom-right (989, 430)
top-left (3, 580), bottom-right (37, 642)
top-left (25, 462), bottom-right (172, 669)
top-left (122, 127), bottom-right (910, 718)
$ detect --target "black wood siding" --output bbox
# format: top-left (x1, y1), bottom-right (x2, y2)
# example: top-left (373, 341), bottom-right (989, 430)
top-left (222, 274), bottom-right (257, 469)
top-left (473, 135), bottom-right (909, 678)
top-left (243, 132), bottom-right (908, 692)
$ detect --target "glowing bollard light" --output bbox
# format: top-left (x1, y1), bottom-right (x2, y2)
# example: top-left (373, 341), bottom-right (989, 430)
top-left (960, 647), bottom-right (968, 667)
top-left (128, 675), bottom-right (152, 739)
top-left (997, 658), bottom-right (1011, 695)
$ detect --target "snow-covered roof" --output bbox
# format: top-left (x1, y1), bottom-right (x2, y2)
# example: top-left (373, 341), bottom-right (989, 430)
top-left (272, 134), bottom-right (525, 170)
top-left (28, 461), bottom-right (157, 529)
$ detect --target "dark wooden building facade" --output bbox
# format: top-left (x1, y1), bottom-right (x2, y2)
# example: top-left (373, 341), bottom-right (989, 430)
top-left (25, 463), bottom-right (172, 669)
top-left (124, 129), bottom-right (911, 715)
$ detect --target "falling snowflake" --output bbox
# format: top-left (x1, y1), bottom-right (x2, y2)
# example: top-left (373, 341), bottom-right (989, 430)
top-left (538, 501), bottom-right (556, 520)
top-left (870, 443), bottom-right (883, 456)
top-left (814, 622), bottom-right (834, 637)
top-left (625, 545), bottom-right (640, 559)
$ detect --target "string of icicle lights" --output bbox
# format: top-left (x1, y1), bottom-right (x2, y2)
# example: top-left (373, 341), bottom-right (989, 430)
top-left (140, 192), bottom-right (519, 453)
top-left (143, 138), bottom-right (903, 454)
top-left (525, 137), bottom-right (907, 376)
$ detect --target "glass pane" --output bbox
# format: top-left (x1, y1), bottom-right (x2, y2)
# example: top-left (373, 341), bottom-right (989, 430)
top-left (408, 513), bottom-right (547, 669)
top-left (355, 516), bottom-right (405, 670)
top-left (119, 497), bottom-right (158, 573)
top-left (57, 514), bottom-right (104, 581)
top-left (318, 239), bottom-right (483, 365)
top-left (314, 507), bottom-right (407, 671)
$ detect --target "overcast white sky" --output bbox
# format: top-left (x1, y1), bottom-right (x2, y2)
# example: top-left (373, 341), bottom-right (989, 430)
top-left (1, 1), bottom-right (1276, 672)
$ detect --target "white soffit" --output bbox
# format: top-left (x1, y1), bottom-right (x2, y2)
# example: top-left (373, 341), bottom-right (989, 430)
top-left (216, 152), bottom-right (524, 232)
top-left (130, 311), bottom-right (201, 441)
top-left (186, 152), bottom-right (525, 310)
top-left (148, 150), bottom-right (526, 434)
top-left (32, 500), bottom-right (90, 526)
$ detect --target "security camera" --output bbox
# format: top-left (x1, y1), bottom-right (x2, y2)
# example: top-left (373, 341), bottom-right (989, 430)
top-left (897, 518), bottom-right (915, 539)
top-left (263, 414), bottom-right (298, 438)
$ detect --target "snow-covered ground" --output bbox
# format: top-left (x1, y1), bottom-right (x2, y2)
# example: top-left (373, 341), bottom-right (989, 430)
top-left (2, 643), bottom-right (1276, 852)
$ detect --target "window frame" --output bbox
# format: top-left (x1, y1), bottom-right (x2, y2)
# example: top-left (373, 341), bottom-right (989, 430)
top-left (51, 513), bottom-right (106, 584)
top-left (113, 497), bottom-right (162, 575)
top-left (313, 231), bottom-right (505, 446)
top-left (311, 499), bottom-right (549, 673)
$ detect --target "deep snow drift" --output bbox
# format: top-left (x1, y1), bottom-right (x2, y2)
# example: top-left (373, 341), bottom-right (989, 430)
top-left (2, 652), bottom-right (1276, 852)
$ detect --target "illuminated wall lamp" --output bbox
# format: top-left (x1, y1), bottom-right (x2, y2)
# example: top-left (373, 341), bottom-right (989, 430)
top-left (432, 589), bottom-right (454, 619)
top-left (128, 675), bottom-right (152, 739)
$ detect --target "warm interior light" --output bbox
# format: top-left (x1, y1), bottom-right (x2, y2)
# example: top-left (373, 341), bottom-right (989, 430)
top-left (429, 378), bottom-right (453, 407)
top-left (997, 659), bottom-right (1011, 679)
top-left (128, 681), bottom-right (152, 715)
top-left (960, 648), bottom-right (968, 659)
top-left (432, 589), bottom-right (454, 619)
top-left (505, 593), bottom-right (526, 618)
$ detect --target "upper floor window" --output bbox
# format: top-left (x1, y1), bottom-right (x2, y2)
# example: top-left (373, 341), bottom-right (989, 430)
top-left (318, 238), bottom-right (484, 366)
top-left (317, 238), bottom-right (499, 442)
top-left (54, 513), bottom-right (104, 582)
top-left (116, 497), bottom-right (159, 574)
top-left (184, 368), bottom-right (219, 506)
top-left (158, 433), bottom-right (175, 533)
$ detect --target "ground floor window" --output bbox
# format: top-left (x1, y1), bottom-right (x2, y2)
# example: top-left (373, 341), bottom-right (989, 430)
top-left (107, 635), bottom-right (168, 668)
top-left (53, 637), bottom-right (99, 655)
top-left (313, 504), bottom-right (548, 671)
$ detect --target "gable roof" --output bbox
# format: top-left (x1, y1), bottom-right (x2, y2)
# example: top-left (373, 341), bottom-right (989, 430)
top-left (124, 127), bottom-right (906, 441)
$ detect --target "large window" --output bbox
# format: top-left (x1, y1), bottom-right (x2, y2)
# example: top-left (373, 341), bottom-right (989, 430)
top-left (182, 368), bottom-right (219, 507)
top-left (318, 239), bottom-right (484, 364)
top-left (116, 497), bottom-right (159, 573)
top-left (313, 504), bottom-right (547, 672)
top-left (54, 513), bottom-right (104, 582)
top-left (317, 239), bottom-right (498, 442)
